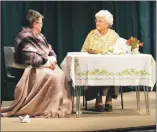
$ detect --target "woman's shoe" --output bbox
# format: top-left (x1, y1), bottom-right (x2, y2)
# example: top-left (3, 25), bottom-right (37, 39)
top-left (104, 104), bottom-right (112, 112)
top-left (95, 104), bottom-right (105, 112)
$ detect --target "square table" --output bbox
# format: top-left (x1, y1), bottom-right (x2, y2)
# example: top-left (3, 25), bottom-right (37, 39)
top-left (61, 53), bottom-right (156, 117)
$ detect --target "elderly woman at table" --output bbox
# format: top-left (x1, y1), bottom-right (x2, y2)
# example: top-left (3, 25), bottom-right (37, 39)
top-left (1, 9), bottom-right (72, 118)
top-left (81, 10), bottom-right (120, 112)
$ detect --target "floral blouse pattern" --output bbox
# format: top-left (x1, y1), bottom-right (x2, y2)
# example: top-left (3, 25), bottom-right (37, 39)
top-left (81, 29), bottom-right (119, 54)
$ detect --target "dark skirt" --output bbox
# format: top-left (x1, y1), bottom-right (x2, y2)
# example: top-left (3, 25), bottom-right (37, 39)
top-left (85, 86), bottom-right (120, 101)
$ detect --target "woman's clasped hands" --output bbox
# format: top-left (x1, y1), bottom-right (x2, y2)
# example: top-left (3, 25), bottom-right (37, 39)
top-left (44, 56), bottom-right (56, 70)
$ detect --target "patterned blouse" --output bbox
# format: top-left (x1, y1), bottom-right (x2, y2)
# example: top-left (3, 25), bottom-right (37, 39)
top-left (81, 29), bottom-right (119, 54)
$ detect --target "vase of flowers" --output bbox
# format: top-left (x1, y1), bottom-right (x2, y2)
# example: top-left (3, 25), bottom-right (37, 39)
top-left (126, 36), bottom-right (143, 54)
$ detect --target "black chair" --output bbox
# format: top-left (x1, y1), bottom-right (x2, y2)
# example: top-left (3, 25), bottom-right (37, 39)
top-left (1, 46), bottom-right (27, 105)
top-left (82, 86), bottom-right (124, 110)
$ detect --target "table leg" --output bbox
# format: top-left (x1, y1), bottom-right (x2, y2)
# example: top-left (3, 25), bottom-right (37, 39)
top-left (137, 86), bottom-right (140, 110)
top-left (120, 86), bottom-right (124, 109)
top-left (72, 87), bottom-right (75, 113)
top-left (136, 87), bottom-right (139, 110)
top-left (143, 86), bottom-right (150, 115)
top-left (78, 86), bottom-right (81, 117)
top-left (76, 86), bottom-right (81, 118)
top-left (136, 86), bottom-right (140, 110)
top-left (146, 86), bottom-right (150, 115)
top-left (144, 86), bottom-right (147, 114)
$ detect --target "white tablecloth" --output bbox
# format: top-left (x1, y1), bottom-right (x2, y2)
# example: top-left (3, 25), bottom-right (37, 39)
top-left (61, 53), bottom-right (156, 90)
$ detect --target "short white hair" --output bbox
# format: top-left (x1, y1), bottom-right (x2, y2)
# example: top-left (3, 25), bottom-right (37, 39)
top-left (95, 10), bottom-right (113, 27)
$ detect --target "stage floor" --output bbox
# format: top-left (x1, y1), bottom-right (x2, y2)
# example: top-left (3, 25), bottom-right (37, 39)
top-left (1, 92), bottom-right (156, 131)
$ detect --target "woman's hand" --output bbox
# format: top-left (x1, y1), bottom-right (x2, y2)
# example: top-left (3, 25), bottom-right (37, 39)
top-left (48, 61), bottom-right (56, 70)
top-left (48, 56), bottom-right (56, 70)
top-left (44, 56), bottom-right (56, 70)
top-left (86, 48), bottom-right (101, 54)
top-left (48, 56), bottom-right (56, 64)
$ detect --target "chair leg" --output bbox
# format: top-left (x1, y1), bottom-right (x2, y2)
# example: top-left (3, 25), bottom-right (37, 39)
top-left (83, 88), bottom-right (87, 110)
top-left (120, 86), bottom-right (124, 109)
top-left (1, 82), bottom-right (6, 107)
top-left (85, 100), bottom-right (87, 110)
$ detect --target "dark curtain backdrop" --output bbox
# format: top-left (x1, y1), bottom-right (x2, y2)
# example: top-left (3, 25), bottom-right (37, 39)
top-left (1, 1), bottom-right (156, 99)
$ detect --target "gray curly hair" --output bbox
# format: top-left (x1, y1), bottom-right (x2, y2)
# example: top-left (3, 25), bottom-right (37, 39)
top-left (26, 9), bottom-right (44, 27)
top-left (95, 10), bottom-right (113, 27)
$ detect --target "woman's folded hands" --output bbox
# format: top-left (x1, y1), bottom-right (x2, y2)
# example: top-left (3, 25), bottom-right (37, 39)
top-left (44, 56), bottom-right (57, 70)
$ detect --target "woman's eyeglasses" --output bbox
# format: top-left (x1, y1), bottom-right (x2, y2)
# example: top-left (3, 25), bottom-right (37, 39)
top-left (95, 19), bottom-right (105, 23)
top-left (36, 21), bottom-right (43, 25)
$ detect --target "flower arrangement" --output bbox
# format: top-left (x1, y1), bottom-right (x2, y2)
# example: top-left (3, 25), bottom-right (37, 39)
top-left (126, 36), bottom-right (143, 52)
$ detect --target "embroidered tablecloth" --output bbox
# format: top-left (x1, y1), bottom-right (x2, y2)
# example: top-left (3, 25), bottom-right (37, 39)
top-left (61, 53), bottom-right (156, 90)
